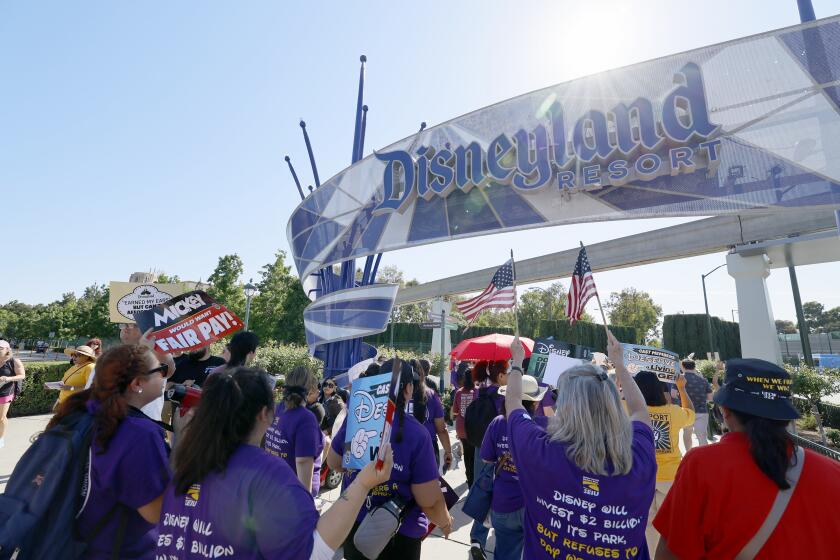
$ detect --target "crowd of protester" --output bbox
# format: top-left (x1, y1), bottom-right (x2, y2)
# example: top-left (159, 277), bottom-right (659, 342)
top-left (2, 316), bottom-right (840, 560)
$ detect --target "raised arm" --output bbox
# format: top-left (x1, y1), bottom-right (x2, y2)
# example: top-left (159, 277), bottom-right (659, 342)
top-left (606, 330), bottom-right (650, 426)
top-left (505, 336), bottom-right (526, 418)
top-left (675, 372), bottom-right (694, 413)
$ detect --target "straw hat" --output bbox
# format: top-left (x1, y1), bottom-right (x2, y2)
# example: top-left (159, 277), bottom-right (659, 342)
top-left (65, 345), bottom-right (97, 360)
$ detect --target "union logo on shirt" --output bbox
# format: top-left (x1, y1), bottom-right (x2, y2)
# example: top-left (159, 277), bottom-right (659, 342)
top-left (185, 483), bottom-right (201, 507)
top-left (582, 476), bottom-right (600, 497)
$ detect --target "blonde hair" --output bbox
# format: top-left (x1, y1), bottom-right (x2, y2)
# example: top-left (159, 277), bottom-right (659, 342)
top-left (547, 364), bottom-right (633, 476)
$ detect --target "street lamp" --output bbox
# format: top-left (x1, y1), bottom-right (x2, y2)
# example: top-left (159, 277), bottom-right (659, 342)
top-left (731, 309), bottom-right (738, 323)
top-left (244, 278), bottom-right (257, 330)
top-left (701, 264), bottom-right (726, 356)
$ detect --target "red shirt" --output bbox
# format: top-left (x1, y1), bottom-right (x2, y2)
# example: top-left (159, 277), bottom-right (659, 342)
top-left (452, 388), bottom-right (476, 440)
top-left (654, 431), bottom-right (840, 559)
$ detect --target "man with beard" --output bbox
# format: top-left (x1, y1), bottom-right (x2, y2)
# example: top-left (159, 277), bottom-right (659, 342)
top-left (171, 347), bottom-right (226, 387)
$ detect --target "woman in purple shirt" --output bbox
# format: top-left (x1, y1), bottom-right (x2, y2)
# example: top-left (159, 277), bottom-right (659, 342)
top-left (264, 365), bottom-right (324, 496)
top-left (480, 375), bottom-right (549, 560)
top-left (48, 344), bottom-right (172, 559)
top-left (503, 332), bottom-right (656, 560)
top-left (327, 359), bottom-right (454, 560)
top-left (157, 367), bottom-right (394, 560)
top-left (408, 358), bottom-right (452, 471)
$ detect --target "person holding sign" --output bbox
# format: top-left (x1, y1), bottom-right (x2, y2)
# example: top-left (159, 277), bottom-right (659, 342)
top-left (328, 359), bottom-right (453, 560)
top-left (632, 370), bottom-right (694, 553)
top-left (481, 374), bottom-right (548, 560)
top-left (263, 366), bottom-right (324, 496)
top-left (157, 367), bottom-right (394, 560)
top-left (505, 331), bottom-right (656, 560)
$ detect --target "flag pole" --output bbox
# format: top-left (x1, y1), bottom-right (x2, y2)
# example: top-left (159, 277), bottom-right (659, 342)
top-left (511, 249), bottom-right (520, 338)
top-left (582, 241), bottom-right (610, 336)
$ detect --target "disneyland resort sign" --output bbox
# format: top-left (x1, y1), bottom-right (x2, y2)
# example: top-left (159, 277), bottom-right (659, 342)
top-left (288, 16), bottom-right (840, 280)
top-left (376, 63), bottom-right (721, 213)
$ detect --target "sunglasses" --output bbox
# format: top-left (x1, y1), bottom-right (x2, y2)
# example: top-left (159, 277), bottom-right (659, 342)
top-left (324, 382), bottom-right (335, 388)
top-left (147, 364), bottom-right (169, 376)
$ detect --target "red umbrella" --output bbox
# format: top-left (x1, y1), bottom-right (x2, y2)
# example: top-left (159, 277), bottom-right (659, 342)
top-left (450, 333), bottom-right (534, 361)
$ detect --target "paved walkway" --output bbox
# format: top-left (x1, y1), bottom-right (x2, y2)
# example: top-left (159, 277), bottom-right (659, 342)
top-left (1, 414), bottom-right (483, 559)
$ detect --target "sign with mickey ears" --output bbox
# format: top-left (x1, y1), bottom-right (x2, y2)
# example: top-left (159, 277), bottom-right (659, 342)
top-left (134, 290), bottom-right (243, 354)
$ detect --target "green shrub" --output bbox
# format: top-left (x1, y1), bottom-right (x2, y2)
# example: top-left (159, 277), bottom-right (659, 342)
top-left (799, 415), bottom-right (818, 431)
top-left (8, 361), bottom-right (68, 417)
top-left (827, 428), bottom-right (840, 448)
top-left (252, 342), bottom-right (323, 378)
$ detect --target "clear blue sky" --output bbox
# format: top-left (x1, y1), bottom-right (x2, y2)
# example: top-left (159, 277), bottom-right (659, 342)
top-left (2, 0), bottom-right (840, 325)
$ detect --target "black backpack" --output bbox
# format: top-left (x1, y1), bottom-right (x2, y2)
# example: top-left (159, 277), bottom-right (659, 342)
top-left (464, 388), bottom-right (500, 448)
top-left (0, 412), bottom-right (126, 560)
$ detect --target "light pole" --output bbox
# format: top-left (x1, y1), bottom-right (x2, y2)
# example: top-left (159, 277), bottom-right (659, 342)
top-left (731, 309), bottom-right (738, 323)
top-left (701, 264), bottom-right (726, 356)
top-left (244, 279), bottom-right (257, 330)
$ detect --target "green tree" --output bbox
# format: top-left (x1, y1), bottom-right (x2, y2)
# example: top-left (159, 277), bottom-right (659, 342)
top-left (606, 288), bottom-right (663, 342)
top-left (803, 301), bottom-right (825, 333)
top-left (207, 254), bottom-right (246, 318)
top-left (791, 365), bottom-right (840, 444)
top-left (250, 250), bottom-right (308, 344)
top-left (73, 284), bottom-right (111, 338)
top-left (156, 273), bottom-right (182, 283)
top-left (518, 283), bottom-right (566, 337)
top-left (775, 319), bottom-right (798, 334)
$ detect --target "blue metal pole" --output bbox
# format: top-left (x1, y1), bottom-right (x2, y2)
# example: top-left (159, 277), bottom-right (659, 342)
top-left (357, 104), bottom-right (369, 161)
top-left (797, 0), bottom-right (816, 21)
top-left (284, 156), bottom-right (306, 200)
top-left (352, 55), bottom-right (367, 162)
top-left (300, 121), bottom-right (321, 187)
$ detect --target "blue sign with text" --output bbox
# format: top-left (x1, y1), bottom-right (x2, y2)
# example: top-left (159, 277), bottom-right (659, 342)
top-left (342, 372), bottom-right (391, 470)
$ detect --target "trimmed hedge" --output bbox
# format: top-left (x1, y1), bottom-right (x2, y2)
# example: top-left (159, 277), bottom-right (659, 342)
top-left (662, 314), bottom-right (741, 360)
top-left (537, 319), bottom-right (639, 353)
top-left (8, 361), bottom-right (67, 417)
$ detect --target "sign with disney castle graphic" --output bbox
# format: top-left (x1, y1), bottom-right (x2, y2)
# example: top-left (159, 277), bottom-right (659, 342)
top-left (289, 16), bottom-right (840, 280)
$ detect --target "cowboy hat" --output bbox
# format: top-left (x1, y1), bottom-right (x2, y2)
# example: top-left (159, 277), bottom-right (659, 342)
top-left (499, 374), bottom-right (548, 402)
top-left (64, 345), bottom-right (97, 360)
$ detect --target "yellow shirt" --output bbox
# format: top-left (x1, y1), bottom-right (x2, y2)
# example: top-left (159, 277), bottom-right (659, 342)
top-left (647, 404), bottom-right (695, 481)
top-left (58, 362), bottom-right (95, 403)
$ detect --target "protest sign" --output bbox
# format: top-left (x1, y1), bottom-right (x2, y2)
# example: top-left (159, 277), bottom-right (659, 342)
top-left (109, 281), bottom-right (192, 323)
top-left (542, 353), bottom-right (584, 388)
top-left (622, 344), bottom-right (680, 383)
top-left (133, 290), bottom-right (243, 354)
top-left (343, 372), bottom-right (392, 471)
top-left (527, 337), bottom-right (592, 382)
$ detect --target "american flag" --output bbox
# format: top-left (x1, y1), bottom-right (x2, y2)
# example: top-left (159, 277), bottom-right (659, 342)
top-left (456, 259), bottom-right (516, 321)
top-left (566, 246), bottom-right (598, 325)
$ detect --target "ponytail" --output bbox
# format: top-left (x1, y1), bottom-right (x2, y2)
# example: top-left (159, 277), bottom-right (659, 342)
top-left (409, 359), bottom-right (428, 423)
top-left (284, 366), bottom-right (317, 409)
top-left (382, 358), bottom-right (416, 444)
top-left (48, 344), bottom-right (151, 452)
top-left (173, 367), bottom-right (275, 494)
top-left (730, 409), bottom-right (795, 489)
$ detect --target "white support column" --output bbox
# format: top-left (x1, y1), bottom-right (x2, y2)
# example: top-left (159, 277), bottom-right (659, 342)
top-left (429, 299), bottom-right (452, 387)
top-left (726, 253), bottom-right (782, 364)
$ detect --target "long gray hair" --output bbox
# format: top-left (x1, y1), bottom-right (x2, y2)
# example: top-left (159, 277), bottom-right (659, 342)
top-left (547, 364), bottom-right (633, 476)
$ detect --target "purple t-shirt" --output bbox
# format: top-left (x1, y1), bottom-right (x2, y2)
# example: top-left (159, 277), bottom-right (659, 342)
top-left (264, 402), bottom-right (324, 496)
top-left (77, 410), bottom-right (171, 559)
top-left (480, 414), bottom-right (549, 513)
top-left (508, 409), bottom-right (656, 560)
top-left (332, 413), bottom-right (439, 538)
top-left (408, 388), bottom-right (444, 445)
top-left (157, 444), bottom-right (319, 559)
